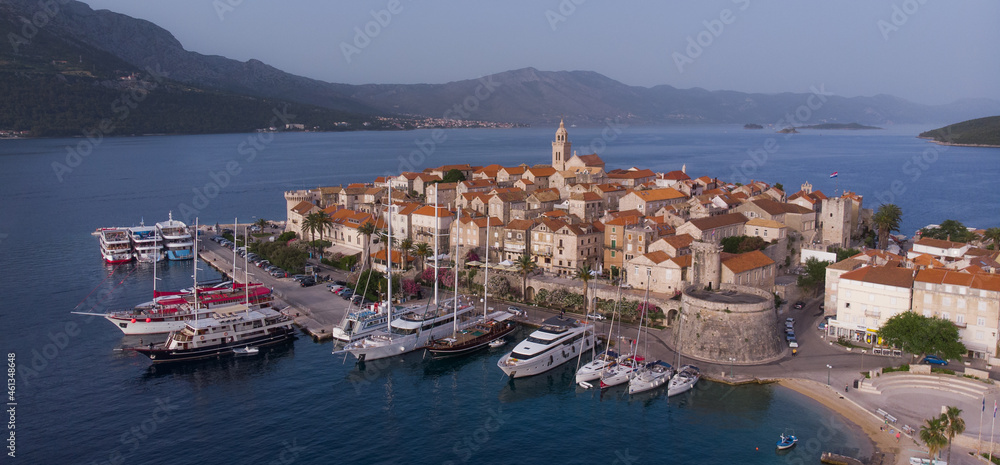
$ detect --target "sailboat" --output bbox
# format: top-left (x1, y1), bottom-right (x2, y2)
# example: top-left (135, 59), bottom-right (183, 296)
top-left (427, 214), bottom-right (517, 357)
top-left (576, 276), bottom-right (623, 386)
top-left (599, 273), bottom-right (651, 390)
top-left (629, 272), bottom-right (675, 395)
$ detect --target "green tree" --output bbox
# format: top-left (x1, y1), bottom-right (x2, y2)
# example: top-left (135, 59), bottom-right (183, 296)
top-left (357, 220), bottom-right (377, 270)
top-left (983, 227), bottom-right (1000, 248)
top-left (413, 242), bottom-right (431, 272)
top-left (302, 211), bottom-right (333, 257)
top-left (516, 254), bottom-right (538, 302)
top-left (836, 247), bottom-right (862, 262)
top-left (872, 204), bottom-right (902, 249)
top-left (877, 312), bottom-right (966, 361)
top-left (254, 218), bottom-right (269, 231)
top-left (942, 406), bottom-right (965, 464)
top-left (399, 238), bottom-right (413, 270)
top-left (441, 169), bottom-right (466, 183)
top-left (796, 257), bottom-right (829, 293)
top-left (920, 219), bottom-right (976, 243)
top-left (574, 264), bottom-right (594, 313)
top-left (919, 416), bottom-right (948, 464)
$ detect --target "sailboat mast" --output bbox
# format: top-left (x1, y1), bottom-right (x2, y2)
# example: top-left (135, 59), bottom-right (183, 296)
top-left (386, 186), bottom-right (393, 332)
top-left (244, 226), bottom-right (250, 310)
top-left (232, 217), bottom-right (238, 289)
top-left (452, 208), bottom-right (460, 338)
top-left (193, 218), bottom-right (199, 322)
top-left (433, 190), bottom-right (439, 307)
top-left (482, 219), bottom-right (489, 319)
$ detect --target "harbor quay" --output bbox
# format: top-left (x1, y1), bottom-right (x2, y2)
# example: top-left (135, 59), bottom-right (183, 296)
top-left (198, 222), bottom-right (1000, 465)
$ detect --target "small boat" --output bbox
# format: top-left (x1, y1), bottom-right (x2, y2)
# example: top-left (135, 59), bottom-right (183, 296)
top-left (776, 432), bottom-right (797, 450)
top-left (666, 365), bottom-right (700, 397)
top-left (233, 346), bottom-right (259, 355)
top-left (488, 339), bottom-right (506, 349)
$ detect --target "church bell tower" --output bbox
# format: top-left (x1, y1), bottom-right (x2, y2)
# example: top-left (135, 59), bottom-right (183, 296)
top-left (551, 119), bottom-right (571, 171)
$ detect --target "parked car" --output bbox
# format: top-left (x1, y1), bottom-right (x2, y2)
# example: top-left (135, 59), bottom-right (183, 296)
top-left (329, 285), bottom-right (344, 294)
top-left (817, 322), bottom-right (827, 330)
top-left (921, 355), bottom-right (948, 366)
top-left (588, 313), bottom-right (606, 321)
top-left (785, 331), bottom-right (796, 341)
top-left (334, 280), bottom-right (348, 286)
top-left (299, 277), bottom-right (316, 287)
top-left (793, 301), bottom-right (805, 309)
top-left (788, 340), bottom-right (799, 348)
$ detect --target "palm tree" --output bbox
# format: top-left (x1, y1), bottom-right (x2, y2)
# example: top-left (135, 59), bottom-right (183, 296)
top-left (413, 242), bottom-right (431, 272)
top-left (872, 204), bottom-right (902, 249)
top-left (302, 212), bottom-right (333, 258)
top-left (357, 220), bottom-right (377, 270)
top-left (574, 264), bottom-right (594, 314)
top-left (254, 218), bottom-right (268, 231)
top-left (399, 238), bottom-right (413, 271)
top-left (919, 416), bottom-right (948, 464)
top-left (515, 254), bottom-right (537, 302)
top-left (984, 227), bottom-right (1000, 249)
top-left (942, 407), bottom-right (965, 464)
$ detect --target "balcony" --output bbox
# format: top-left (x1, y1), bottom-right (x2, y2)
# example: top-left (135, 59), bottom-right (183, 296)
top-left (864, 310), bottom-right (881, 319)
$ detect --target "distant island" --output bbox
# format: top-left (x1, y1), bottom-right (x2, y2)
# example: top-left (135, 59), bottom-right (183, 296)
top-left (777, 127), bottom-right (799, 134)
top-left (797, 123), bottom-right (882, 130)
top-left (744, 123), bottom-right (764, 129)
top-left (919, 116), bottom-right (1000, 147)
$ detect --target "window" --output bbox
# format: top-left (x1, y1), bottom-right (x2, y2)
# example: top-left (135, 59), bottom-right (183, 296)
top-left (942, 312), bottom-right (950, 321)
top-left (957, 314), bottom-right (965, 325)
top-left (945, 285), bottom-right (953, 293)
top-left (958, 299), bottom-right (966, 308)
top-left (942, 297), bottom-right (951, 306)
top-left (977, 331), bottom-right (985, 341)
top-left (981, 301), bottom-right (988, 311)
top-left (978, 317), bottom-right (986, 327)
top-left (610, 251), bottom-right (615, 258)
top-left (924, 294), bottom-right (933, 304)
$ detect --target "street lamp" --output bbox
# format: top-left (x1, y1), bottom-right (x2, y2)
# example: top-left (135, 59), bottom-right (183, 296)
top-left (729, 357), bottom-right (735, 379)
top-left (826, 364), bottom-right (833, 385)
top-left (861, 349), bottom-right (866, 374)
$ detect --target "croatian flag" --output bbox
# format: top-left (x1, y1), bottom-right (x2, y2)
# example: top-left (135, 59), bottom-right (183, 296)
top-left (830, 171), bottom-right (839, 178)
top-left (994, 400), bottom-right (997, 418)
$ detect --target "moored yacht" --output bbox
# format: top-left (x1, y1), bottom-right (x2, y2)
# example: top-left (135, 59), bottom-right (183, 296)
top-left (497, 316), bottom-right (594, 379)
top-left (156, 212), bottom-right (193, 260)
top-left (128, 223), bottom-right (163, 262)
top-left (334, 296), bottom-right (480, 362)
top-left (599, 354), bottom-right (642, 389)
top-left (666, 365), bottom-right (700, 397)
top-left (131, 305), bottom-right (295, 363)
top-left (331, 301), bottom-right (411, 343)
top-left (98, 227), bottom-right (133, 264)
top-left (575, 349), bottom-right (618, 384)
top-left (627, 360), bottom-right (674, 395)
top-left (426, 316), bottom-right (517, 357)
top-left (100, 283), bottom-right (274, 335)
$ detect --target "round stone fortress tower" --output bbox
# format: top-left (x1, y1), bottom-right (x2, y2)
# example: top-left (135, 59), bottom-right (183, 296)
top-left (673, 241), bottom-right (784, 364)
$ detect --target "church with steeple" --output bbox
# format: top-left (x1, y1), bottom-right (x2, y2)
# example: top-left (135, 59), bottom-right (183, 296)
top-left (550, 119), bottom-right (605, 172)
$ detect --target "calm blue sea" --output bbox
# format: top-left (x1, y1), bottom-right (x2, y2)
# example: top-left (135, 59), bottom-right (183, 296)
top-left (2, 125), bottom-right (996, 464)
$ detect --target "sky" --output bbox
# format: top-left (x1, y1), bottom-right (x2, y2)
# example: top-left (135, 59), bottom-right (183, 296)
top-left (79, 0), bottom-right (1000, 105)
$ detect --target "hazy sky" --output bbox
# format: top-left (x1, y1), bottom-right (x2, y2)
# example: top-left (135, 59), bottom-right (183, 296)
top-left (80, 0), bottom-right (999, 105)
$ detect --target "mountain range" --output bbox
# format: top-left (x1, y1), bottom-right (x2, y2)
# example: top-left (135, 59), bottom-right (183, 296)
top-left (5, 0), bottom-right (1000, 131)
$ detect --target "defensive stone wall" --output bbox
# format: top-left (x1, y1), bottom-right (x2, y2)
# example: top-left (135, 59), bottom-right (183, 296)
top-left (675, 283), bottom-right (784, 364)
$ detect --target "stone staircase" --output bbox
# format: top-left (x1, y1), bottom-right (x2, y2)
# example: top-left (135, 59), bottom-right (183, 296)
top-left (863, 372), bottom-right (991, 399)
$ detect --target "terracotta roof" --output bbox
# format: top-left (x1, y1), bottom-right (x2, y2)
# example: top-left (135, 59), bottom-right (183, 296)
top-left (745, 218), bottom-right (787, 229)
top-left (660, 170), bottom-right (690, 181)
top-left (543, 210), bottom-right (569, 218)
top-left (663, 233), bottom-right (695, 249)
top-left (594, 183), bottom-right (626, 193)
top-left (687, 213), bottom-right (749, 231)
top-left (606, 216), bottom-right (643, 226)
top-left (574, 153), bottom-right (605, 166)
top-left (461, 179), bottom-right (496, 189)
top-left (723, 250), bottom-right (775, 274)
top-left (840, 266), bottom-right (914, 288)
top-left (670, 255), bottom-right (692, 267)
top-left (505, 219), bottom-right (534, 230)
top-left (629, 188), bottom-right (686, 202)
top-left (291, 201), bottom-right (317, 215)
top-left (642, 250), bottom-right (672, 264)
top-left (915, 237), bottom-right (967, 249)
top-left (529, 189), bottom-right (561, 203)
top-left (915, 268), bottom-right (975, 287)
top-left (516, 179), bottom-right (535, 185)
top-left (750, 199), bottom-right (789, 216)
top-left (912, 254), bottom-right (945, 268)
top-left (827, 257), bottom-right (866, 272)
top-left (430, 182), bottom-right (457, 190)
top-left (492, 191), bottom-right (528, 203)
top-left (500, 166), bottom-right (526, 175)
top-left (570, 192), bottom-right (603, 201)
top-left (972, 273), bottom-right (1000, 292)
top-left (372, 249), bottom-right (404, 263)
top-left (526, 166), bottom-right (557, 177)
top-left (413, 205), bottom-right (454, 217)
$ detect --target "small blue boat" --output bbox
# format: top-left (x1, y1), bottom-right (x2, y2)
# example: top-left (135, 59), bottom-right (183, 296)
top-left (776, 432), bottom-right (798, 450)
